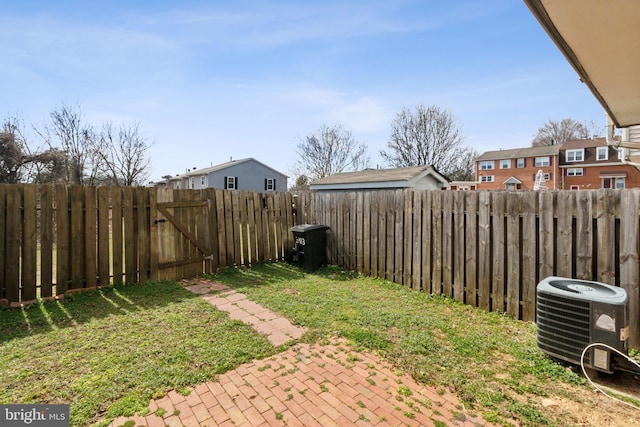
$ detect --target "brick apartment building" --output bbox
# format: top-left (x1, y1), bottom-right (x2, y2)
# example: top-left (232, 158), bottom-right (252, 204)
top-left (476, 138), bottom-right (640, 190)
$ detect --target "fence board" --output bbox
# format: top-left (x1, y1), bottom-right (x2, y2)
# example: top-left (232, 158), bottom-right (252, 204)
top-left (575, 191), bottom-right (594, 280)
top-left (556, 191), bottom-right (574, 277)
top-left (111, 188), bottom-right (124, 284)
top-left (369, 192), bottom-right (378, 277)
top-left (506, 192), bottom-right (521, 318)
top-left (357, 192), bottom-right (365, 273)
top-left (55, 185), bottom-right (69, 293)
top-left (224, 190), bottom-right (235, 264)
top-left (422, 191), bottom-right (432, 294)
top-left (252, 192), bottom-right (264, 263)
top-left (403, 190), bottom-right (413, 288)
top-left (394, 190), bottom-right (404, 285)
top-left (22, 185), bottom-right (37, 301)
top-left (477, 191), bottom-right (490, 310)
top-left (442, 191), bottom-right (453, 297)
top-left (431, 191), bottom-right (443, 294)
top-left (70, 186), bottom-right (85, 290)
top-left (596, 189), bottom-right (617, 284)
top-left (465, 192), bottom-right (478, 306)
top-left (137, 187), bottom-right (150, 282)
top-left (97, 187), bottom-right (110, 287)
top-left (85, 186), bottom-right (97, 288)
top-left (6, 186), bottom-right (21, 302)
top-left (123, 186), bottom-right (136, 284)
top-left (149, 187), bottom-right (159, 280)
top-left (412, 191), bottom-right (422, 291)
top-left (538, 191), bottom-right (554, 279)
top-left (491, 192), bottom-right (505, 312)
top-left (363, 192), bottom-right (371, 276)
top-left (378, 191), bottom-right (387, 279)
top-left (385, 191), bottom-right (395, 282)
top-left (453, 191), bottom-right (465, 302)
top-left (40, 185), bottom-right (53, 298)
top-left (521, 192), bottom-right (537, 321)
top-left (239, 191), bottom-right (249, 265)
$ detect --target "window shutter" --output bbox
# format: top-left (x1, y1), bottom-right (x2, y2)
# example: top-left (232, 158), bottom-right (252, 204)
top-left (234, 177), bottom-right (238, 189)
top-left (273, 179), bottom-right (276, 191)
top-left (265, 178), bottom-right (268, 191)
top-left (224, 176), bottom-right (228, 189)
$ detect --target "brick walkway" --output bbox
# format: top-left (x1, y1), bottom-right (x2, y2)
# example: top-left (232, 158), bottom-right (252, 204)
top-left (109, 279), bottom-right (495, 427)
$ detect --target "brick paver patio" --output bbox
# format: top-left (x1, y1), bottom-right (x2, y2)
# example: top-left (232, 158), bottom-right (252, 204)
top-left (108, 279), bottom-right (496, 427)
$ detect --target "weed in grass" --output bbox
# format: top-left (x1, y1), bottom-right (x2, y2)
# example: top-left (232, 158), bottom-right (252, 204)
top-left (172, 409), bottom-right (180, 417)
top-left (320, 384), bottom-right (329, 393)
top-left (433, 409), bottom-right (442, 416)
top-left (318, 363), bottom-right (325, 368)
top-left (395, 395), bottom-right (404, 402)
top-left (357, 400), bottom-right (366, 408)
top-left (122, 421), bottom-right (135, 427)
top-left (298, 389), bottom-right (307, 395)
top-left (358, 413), bottom-right (370, 422)
top-left (286, 394), bottom-right (293, 401)
top-left (394, 406), bottom-right (401, 411)
top-left (433, 420), bottom-right (447, 427)
top-left (257, 364), bottom-right (271, 372)
top-left (379, 416), bottom-right (387, 422)
top-left (273, 380), bottom-right (279, 387)
top-left (406, 401), bottom-right (414, 409)
top-left (366, 377), bottom-right (375, 386)
top-left (284, 387), bottom-right (291, 392)
top-left (404, 411), bottom-right (415, 419)
top-left (366, 363), bottom-right (375, 369)
top-left (275, 412), bottom-right (283, 420)
top-left (154, 408), bottom-right (166, 418)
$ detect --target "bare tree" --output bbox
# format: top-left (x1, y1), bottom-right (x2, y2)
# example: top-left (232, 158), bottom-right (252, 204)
top-left (446, 146), bottom-right (479, 181)
top-left (380, 104), bottom-right (466, 175)
top-left (295, 124), bottom-right (370, 180)
top-left (41, 103), bottom-right (99, 185)
top-left (0, 132), bottom-right (24, 183)
top-left (531, 118), bottom-right (602, 146)
top-left (96, 122), bottom-right (152, 186)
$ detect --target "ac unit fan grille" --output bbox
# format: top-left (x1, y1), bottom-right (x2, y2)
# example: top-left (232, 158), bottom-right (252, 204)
top-left (537, 292), bottom-right (591, 364)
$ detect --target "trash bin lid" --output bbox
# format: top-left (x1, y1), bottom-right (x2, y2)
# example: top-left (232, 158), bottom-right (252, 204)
top-left (290, 224), bottom-right (329, 232)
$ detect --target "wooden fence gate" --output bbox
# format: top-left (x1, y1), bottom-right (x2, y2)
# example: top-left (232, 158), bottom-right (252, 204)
top-left (156, 188), bottom-right (212, 281)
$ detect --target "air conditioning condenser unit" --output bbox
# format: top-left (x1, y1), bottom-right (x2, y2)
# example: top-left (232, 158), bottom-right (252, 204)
top-left (536, 276), bottom-right (629, 373)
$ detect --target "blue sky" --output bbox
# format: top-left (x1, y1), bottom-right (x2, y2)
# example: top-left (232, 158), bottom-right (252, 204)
top-left (1, 0), bottom-right (605, 183)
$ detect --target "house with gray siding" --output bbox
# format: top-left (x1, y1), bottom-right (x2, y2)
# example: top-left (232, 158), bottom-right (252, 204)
top-left (163, 158), bottom-right (287, 193)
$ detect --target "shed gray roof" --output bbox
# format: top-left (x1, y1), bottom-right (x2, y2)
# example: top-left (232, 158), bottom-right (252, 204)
top-left (310, 165), bottom-right (448, 186)
top-left (476, 145), bottom-right (559, 161)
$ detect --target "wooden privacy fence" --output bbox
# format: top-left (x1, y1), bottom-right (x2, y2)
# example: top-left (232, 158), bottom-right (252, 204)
top-left (296, 189), bottom-right (640, 347)
top-left (0, 184), bottom-right (295, 307)
top-left (2, 184), bottom-right (640, 346)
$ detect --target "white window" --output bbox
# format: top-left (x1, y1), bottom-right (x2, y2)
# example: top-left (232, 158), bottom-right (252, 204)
top-left (566, 149), bottom-right (584, 162)
top-left (596, 147), bottom-right (608, 161)
top-left (265, 178), bottom-right (275, 191)
top-left (516, 158), bottom-right (525, 168)
top-left (500, 159), bottom-right (511, 169)
top-left (535, 156), bottom-right (550, 167)
top-left (567, 168), bottom-right (583, 177)
top-left (201, 176), bottom-right (206, 187)
top-left (602, 177), bottom-right (625, 189)
top-left (479, 161), bottom-right (494, 170)
top-left (480, 175), bottom-right (494, 183)
top-left (225, 176), bottom-right (237, 190)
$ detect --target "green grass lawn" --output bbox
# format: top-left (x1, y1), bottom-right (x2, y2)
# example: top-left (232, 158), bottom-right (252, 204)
top-left (0, 281), bottom-right (274, 427)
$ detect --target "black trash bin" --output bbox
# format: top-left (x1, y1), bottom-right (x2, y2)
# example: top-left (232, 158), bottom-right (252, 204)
top-left (290, 224), bottom-right (329, 273)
